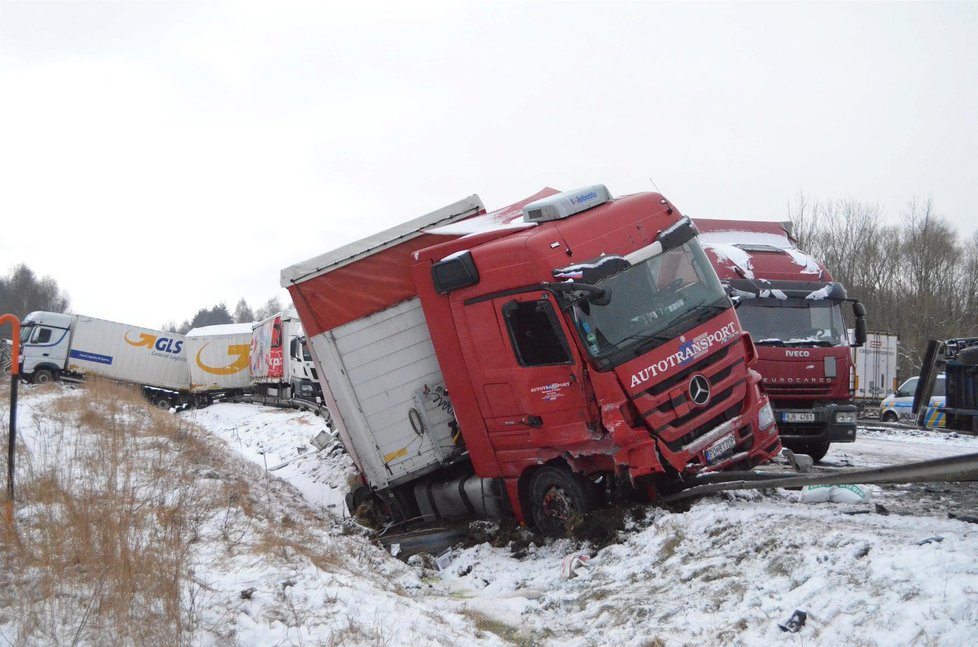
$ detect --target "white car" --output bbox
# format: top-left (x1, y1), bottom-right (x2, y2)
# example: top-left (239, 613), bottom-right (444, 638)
top-left (880, 374), bottom-right (945, 426)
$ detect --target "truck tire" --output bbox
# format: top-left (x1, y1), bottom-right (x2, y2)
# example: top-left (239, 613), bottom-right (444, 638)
top-left (881, 410), bottom-right (898, 423)
top-left (155, 396), bottom-right (171, 410)
top-left (528, 466), bottom-right (599, 537)
top-left (32, 369), bottom-right (55, 385)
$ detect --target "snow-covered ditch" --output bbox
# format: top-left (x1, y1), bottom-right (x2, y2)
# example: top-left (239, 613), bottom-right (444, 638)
top-left (3, 385), bottom-right (977, 645)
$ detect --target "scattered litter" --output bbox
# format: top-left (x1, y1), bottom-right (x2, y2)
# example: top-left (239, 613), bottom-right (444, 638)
top-left (800, 484), bottom-right (833, 503)
top-left (917, 536), bottom-right (944, 546)
top-left (390, 542), bottom-right (401, 557)
top-left (778, 609), bottom-right (807, 633)
top-left (830, 484), bottom-right (869, 504)
top-left (435, 549), bottom-right (454, 571)
top-left (311, 429), bottom-right (337, 451)
top-left (240, 587), bottom-right (257, 600)
top-left (561, 554), bottom-right (591, 579)
top-left (782, 448), bottom-right (813, 472)
top-left (948, 513), bottom-right (978, 524)
top-left (800, 484), bottom-right (870, 504)
top-left (875, 503), bottom-right (890, 515)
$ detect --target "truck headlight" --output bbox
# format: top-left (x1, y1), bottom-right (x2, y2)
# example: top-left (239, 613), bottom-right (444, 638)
top-left (758, 402), bottom-right (775, 431)
top-left (835, 411), bottom-right (857, 424)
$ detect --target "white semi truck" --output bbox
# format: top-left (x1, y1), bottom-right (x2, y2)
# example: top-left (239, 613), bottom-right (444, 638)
top-left (18, 311), bottom-right (191, 407)
top-left (249, 308), bottom-right (322, 402)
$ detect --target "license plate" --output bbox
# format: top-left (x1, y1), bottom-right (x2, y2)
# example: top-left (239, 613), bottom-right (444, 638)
top-left (705, 433), bottom-right (736, 464)
top-left (783, 412), bottom-right (816, 423)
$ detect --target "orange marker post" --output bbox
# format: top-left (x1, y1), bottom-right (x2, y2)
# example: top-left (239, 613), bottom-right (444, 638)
top-left (0, 314), bottom-right (20, 529)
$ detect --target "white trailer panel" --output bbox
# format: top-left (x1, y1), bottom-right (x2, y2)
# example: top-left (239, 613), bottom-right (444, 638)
top-left (186, 324), bottom-right (253, 393)
top-left (311, 298), bottom-right (458, 489)
top-left (66, 315), bottom-right (190, 391)
top-left (852, 331), bottom-right (899, 400)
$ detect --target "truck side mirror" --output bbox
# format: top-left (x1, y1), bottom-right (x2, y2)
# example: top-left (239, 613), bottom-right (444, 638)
top-left (851, 301), bottom-right (867, 347)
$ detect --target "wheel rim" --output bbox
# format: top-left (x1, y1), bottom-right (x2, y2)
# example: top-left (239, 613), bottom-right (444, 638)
top-left (537, 484), bottom-right (580, 534)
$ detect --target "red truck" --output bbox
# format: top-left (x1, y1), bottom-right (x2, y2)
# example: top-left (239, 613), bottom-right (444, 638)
top-left (282, 187), bottom-right (781, 534)
top-left (695, 219), bottom-right (867, 462)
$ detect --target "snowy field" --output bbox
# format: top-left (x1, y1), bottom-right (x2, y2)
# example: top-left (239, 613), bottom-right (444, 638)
top-left (3, 385), bottom-right (977, 645)
top-left (183, 401), bottom-right (978, 646)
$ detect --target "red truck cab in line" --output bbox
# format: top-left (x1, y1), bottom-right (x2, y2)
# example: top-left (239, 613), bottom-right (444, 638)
top-left (695, 219), bottom-right (867, 462)
top-left (284, 187), bottom-right (782, 533)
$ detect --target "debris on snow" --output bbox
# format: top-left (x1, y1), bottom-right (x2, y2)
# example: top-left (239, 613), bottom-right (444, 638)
top-left (778, 609), bottom-right (808, 633)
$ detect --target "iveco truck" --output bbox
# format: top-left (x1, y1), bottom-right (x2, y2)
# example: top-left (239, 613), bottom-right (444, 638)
top-left (696, 219), bottom-right (866, 462)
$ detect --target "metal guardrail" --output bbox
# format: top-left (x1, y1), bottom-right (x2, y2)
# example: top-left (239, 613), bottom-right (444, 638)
top-left (658, 452), bottom-right (978, 503)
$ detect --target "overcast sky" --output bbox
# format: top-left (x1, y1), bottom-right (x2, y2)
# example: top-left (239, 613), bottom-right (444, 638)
top-left (1, 1), bottom-right (975, 328)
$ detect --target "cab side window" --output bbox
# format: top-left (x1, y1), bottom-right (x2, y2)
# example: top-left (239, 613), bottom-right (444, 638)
top-left (503, 300), bottom-right (572, 366)
top-left (32, 327), bottom-right (53, 344)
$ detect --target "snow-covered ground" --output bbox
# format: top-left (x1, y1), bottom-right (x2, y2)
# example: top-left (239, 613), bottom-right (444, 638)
top-left (183, 402), bottom-right (978, 646)
top-left (4, 387), bottom-right (977, 645)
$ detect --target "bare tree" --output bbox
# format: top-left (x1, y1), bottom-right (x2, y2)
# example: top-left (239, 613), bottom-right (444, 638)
top-left (254, 297), bottom-right (282, 321)
top-left (787, 194), bottom-right (972, 378)
top-left (233, 298), bottom-right (255, 324)
top-left (0, 264), bottom-right (71, 319)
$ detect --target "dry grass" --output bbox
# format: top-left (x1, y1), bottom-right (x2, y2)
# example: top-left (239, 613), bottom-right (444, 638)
top-left (0, 379), bottom-right (213, 646)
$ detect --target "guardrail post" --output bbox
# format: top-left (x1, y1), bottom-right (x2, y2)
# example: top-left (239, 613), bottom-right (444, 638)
top-left (1, 314), bottom-right (20, 529)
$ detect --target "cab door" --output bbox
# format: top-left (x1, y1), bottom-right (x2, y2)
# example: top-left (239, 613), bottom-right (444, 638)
top-left (459, 292), bottom-right (596, 457)
top-left (22, 324), bottom-right (69, 374)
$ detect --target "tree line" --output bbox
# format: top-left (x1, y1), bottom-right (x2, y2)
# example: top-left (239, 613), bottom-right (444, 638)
top-left (161, 297), bottom-right (283, 334)
top-left (789, 195), bottom-right (978, 379)
top-left (0, 262), bottom-right (281, 335)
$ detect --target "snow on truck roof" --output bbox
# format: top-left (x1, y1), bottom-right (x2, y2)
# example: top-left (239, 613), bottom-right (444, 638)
top-left (693, 218), bottom-right (823, 279)
top-left (186, 323), bottom-right (255, 337)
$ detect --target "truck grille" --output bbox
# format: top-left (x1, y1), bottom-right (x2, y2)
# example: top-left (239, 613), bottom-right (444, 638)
top-left (762, 383), bottom-right (832, 398)
top-left (630, 340), bottom-right (748, 455)
top-left (640, 346), bottom-right (730, 398)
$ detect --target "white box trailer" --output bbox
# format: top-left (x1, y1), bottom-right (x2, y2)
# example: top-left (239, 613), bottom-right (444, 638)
top-left (852, 331), bottom-right (899, 401)
top-left (186, 323), bottom-right (254, 395)
top-left (19, 311), bottom-right (190, 394)
top-left (281, 195), bottom-right (485, 491)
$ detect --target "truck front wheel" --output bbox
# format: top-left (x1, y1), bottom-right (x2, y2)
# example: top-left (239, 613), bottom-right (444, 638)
top-left (32, 369), bottom-right (55, 385)
top-left (528, 466), bottom-right (599, 537)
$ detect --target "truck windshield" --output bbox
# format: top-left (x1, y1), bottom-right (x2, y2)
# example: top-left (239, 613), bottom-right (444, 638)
top-left (736, 299), bottom-right (848, 347)
top-left (568, 239), bottom-right (729, 364)
top-left (19, 323), bottom-right (34, 344)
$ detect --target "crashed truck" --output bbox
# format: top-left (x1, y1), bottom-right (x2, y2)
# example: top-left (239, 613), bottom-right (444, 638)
top-left (695, 219), bottom-right (867, 462)
top-left (914, 337), bottom-right (978, 434)
top-left (249, 308), bottom-right (323, 403)
top-left (17, 311), bottom-right (191, 407)
top-left (282, 186), bottom-right (782, 534)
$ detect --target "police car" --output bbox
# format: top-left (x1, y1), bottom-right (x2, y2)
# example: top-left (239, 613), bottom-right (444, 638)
top-left (880, 373), bottom-right (946, 427)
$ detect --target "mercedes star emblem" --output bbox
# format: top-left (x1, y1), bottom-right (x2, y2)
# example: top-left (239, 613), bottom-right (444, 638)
top-left (689, 374), bottom-right (711, 406)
